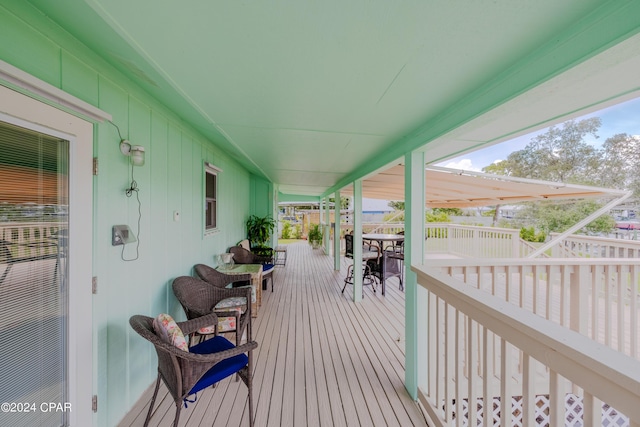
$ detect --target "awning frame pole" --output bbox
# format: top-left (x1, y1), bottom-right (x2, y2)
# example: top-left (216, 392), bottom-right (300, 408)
top-left (527, 191), bottom-right (633, 258)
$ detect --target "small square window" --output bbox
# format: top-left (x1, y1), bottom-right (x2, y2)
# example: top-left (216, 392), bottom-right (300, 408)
top-left (205, 163), bottom-right (221, 232)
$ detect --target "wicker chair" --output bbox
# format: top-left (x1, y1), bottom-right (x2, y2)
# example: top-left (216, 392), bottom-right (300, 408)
top-left (129, 314), bottom-right (257, 427)
top-left (228, 246), bottom-right (275, 292)
top-left (194, 263), bottom-right (251, 288)
top-left (173, 276), bottom-right (252, 347)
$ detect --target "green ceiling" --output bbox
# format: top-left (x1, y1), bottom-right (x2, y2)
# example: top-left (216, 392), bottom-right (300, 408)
top-left (25, 0), bottom-right (640, 198)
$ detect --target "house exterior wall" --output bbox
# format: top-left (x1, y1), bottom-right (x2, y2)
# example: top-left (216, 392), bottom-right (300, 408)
top-left (0, 4), bottom-right (256, 426)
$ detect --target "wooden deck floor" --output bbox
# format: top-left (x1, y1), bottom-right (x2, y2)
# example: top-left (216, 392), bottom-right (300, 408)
top-left (118, 242), bottom-right (427, 427)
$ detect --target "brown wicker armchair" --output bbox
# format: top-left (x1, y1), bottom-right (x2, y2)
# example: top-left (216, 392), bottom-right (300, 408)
top-left (173, 276), bottom-right (252, 346)
top-left (228, 246), bottom-right (276, 291)
top-left (194, 263), bottom-right (251, 288)
top-left (129, 314), bottom-right (257, 427)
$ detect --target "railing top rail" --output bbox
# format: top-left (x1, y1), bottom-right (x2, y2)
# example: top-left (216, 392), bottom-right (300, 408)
top-left (424, 223), bottom-right (520, 233)
top-left (425, 257), bottom-right (640, 267)
top-left (0, 222), bottom-right (63, 227)
top-left (550, 232), bottom-right (640, 245)
top-left (413, 264), bottom-right (640, 421)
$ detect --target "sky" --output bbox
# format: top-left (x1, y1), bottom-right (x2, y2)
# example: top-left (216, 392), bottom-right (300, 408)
top-left (439, 96), bottom-right (640, 172)
top-left (363, 96), bottom-right (640, 211)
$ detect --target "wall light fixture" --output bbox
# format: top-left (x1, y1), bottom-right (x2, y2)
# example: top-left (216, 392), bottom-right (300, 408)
top-left (119, 139), bottom-right (145, 166)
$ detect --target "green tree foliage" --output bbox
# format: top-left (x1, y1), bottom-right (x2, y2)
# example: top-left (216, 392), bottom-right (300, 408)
top-left (281, 221), bottom-right (292, 239)
top-left (433, 207), bottom-right (463, 216)
top-left (483, 118), bottom-right (602, 184)
top-left (329, 196), bottom-right (350, 210)
top-left (388, 201), bottom-right (405, 211)
top-left (520, 200), bottom-right (615, 235)
top-left (519, 227), bottom-right (546, 243)
top-left (480, 117), bottom-right (635, 235)
top-left (426, 211), bottom-right (451, 223)
top-left (600, 133), bottom-right (640, 195)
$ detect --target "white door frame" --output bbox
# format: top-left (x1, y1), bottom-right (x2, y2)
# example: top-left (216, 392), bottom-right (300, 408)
top-left (0, 85), bottom-right (94, 426)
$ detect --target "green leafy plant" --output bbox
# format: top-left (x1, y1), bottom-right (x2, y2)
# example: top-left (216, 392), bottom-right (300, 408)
top-left (246, 215), bottom-right (276, 248)
top-left (281, 221), bottom-right (292, 239)
top-left (307, 223), bottom-right (323, 248)
top-left (519, 226), bottom-right (546, 243)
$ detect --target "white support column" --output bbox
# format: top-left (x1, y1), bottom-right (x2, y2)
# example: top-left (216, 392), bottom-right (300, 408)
top-left (319, 197), bottom-right (325, 252)
top-left (353, 180), bottom-right (364, 302)
top-left (405, 151), bottom-right (425, 399)
top-left (323, 196), bottom-right (331, 254)
top-left (334, 190), bottom-right (341, 271)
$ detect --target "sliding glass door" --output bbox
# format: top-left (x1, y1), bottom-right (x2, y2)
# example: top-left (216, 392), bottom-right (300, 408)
top-left (0, 121), bottom-right (70, 427)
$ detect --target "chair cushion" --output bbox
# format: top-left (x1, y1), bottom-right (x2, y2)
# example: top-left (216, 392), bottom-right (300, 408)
top-left (262, 263), bottom-right (275, 275)
top-left (152, 313), bottom-right (188, 351)
top-left (214, 296), bottom-right (247, 312)
top-left (225, 284), bottom-right (256, 303)
top-left (197, 314), bottom-right (238, 334)
top-left (198, 304), bottom-right (244, 334)
top-left (188, 336), bottom-right (249, 395)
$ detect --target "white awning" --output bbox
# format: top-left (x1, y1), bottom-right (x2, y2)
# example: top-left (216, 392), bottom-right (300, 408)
top-left (341, 165), bottom-right (628, 208)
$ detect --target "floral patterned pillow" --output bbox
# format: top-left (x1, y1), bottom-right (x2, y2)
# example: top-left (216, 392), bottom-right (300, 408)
top-left (152, 313), bottom-right (188, 351)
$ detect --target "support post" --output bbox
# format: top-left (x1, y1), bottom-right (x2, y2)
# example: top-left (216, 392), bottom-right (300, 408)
top-left (353, 180), bottom-right (364, 302)
top-left (323, 196), bottom-right (331, 254)
top-left (405, 151), bottom-right (425, 399)
top-left (334, 190), bottom-right (341, 271)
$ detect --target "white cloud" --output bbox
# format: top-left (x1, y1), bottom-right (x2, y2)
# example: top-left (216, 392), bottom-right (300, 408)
top-left (442, 158), bottom-right (481, 171)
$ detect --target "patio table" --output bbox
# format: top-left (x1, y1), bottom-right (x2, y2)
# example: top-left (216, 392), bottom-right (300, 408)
top-left (362, 233), bottom-right (404, 250)
top-left (362, 233), bottom-right (404, 295)
top-left (217, 263), bottom-right (263, 317)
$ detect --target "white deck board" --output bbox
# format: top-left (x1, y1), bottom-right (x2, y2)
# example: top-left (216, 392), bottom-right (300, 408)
top-left (118, 242), bottom-right (427, 427)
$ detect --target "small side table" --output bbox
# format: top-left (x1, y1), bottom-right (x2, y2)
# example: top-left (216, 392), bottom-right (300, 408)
top-left (274, 245), bottom-right (287, 266)
top-left (218, 264), bottom-right (263, 317)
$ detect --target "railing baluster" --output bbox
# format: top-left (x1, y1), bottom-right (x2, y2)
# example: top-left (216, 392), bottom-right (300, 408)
top-left (500, 338), bottom-right (511, 427)
top-left (632, 264), bottom-right (639, 359)
top-left (548, 370), bottom-right (564, 426)
top-left (522, 354), bottom-right (534, 427)
top-left (467, 317), bottom-right (477, 426)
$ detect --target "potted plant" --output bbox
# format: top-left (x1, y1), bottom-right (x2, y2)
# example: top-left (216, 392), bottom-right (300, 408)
top-left (246, 215), bottom-right (276, 255)
top-left (307, 223), bottom-right (323, 249)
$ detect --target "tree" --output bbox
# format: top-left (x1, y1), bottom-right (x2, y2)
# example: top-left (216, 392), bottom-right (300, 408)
top-left (519, 200), bottom-right (615, 235)
top-left (388, 201), bottom-right (404, 211)
top-left (601, 133), bottom-right (640, 196)
top-left (479, 117), bottom-right (628, 235)
top-left (484, 118), bottom-right (603, 184)
top-left (329, 196), bottom-right (351, 210)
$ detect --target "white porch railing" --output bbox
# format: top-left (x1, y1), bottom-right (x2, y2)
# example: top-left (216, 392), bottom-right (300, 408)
top-left (414, 259), bottom-right (640, 426)
top-left (0, 222), bottom-right (62, 258)
top-left (425, 224), bottom-right (536, 258)
top-left (550, 233), bottom-right (640, 258)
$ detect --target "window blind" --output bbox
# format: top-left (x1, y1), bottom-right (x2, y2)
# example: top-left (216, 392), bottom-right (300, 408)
top-left (0, 120), bottom-right (69, 427)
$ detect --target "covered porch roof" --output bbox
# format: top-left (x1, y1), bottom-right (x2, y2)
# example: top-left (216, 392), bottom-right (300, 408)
top-left (18, 1), bottom-right (640, 198)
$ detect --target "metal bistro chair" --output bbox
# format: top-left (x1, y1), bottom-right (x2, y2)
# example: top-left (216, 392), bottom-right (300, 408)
top-left (342, 233), bottom-right (380, 295)
top-left (380, 247), bottom-right (404, 294)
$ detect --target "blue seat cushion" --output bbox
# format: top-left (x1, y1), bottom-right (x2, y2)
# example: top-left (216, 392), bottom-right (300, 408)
top-left (262, 263), bottom-right (275, 274)
top-left (188, 336), bottom-right (249, 395)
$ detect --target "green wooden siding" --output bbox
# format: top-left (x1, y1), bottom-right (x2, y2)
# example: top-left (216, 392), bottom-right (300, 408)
top-left (0, 3), bottom-right (258, 426)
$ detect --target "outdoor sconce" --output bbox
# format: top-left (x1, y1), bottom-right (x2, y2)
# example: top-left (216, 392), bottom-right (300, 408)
top-left (119, 139), bottom-right (145, 166)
